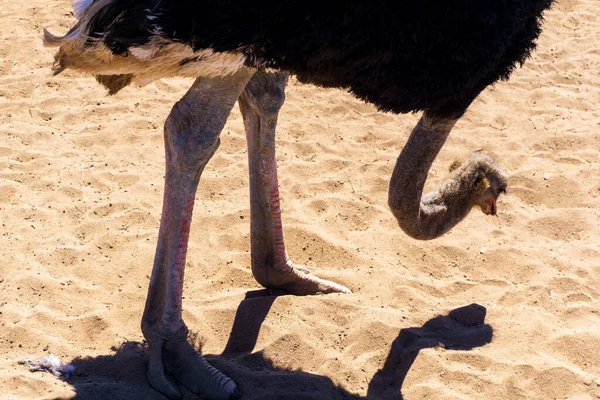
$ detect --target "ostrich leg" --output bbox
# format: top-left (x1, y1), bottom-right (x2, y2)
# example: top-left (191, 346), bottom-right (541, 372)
top-left (141, 69), bottom-right (253, 400)
top-left (238, 71), bottom-right (351, 295)
top-left (388, 112), bottom-right (507, 240)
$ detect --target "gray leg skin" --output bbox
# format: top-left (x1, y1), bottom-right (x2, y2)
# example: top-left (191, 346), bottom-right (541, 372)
top-left (238, 71), bottom-right (351, 295)
top-left (142, 69), bottom-right (254, 400)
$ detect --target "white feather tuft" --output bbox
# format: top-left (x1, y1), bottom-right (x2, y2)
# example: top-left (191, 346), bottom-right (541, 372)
top-left (19, 354), bottom-right (76, 380)
top-left (73, 0), bottom-right (94, 20)
top-left (129, 46), bottom-right (158, 60)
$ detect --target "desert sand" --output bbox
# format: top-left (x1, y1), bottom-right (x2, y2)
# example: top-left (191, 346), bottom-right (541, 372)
top-left (1, 1), bottom-right (599, 399)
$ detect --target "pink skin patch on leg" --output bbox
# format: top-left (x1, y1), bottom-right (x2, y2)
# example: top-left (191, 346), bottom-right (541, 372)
top-left (165, 194), bottom-right (196, 329)
top-left (174, 195), bottom-right (196, 299)
top-left (266, 156), bottom-right (292, 268)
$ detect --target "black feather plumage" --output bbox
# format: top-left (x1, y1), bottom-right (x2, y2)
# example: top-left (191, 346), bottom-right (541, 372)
top-left (81, 0), bottom-right (554, 118)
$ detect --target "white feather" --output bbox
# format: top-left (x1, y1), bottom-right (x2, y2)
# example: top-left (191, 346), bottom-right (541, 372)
top-left (129, 46), bottom-right (158, 60)
top-left (73, 0), bottom-right (94, 20)
top-left (20, 354), bottom-right (76, 380)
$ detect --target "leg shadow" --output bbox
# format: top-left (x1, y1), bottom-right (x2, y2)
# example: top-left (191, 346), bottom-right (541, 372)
top-left (47, 302), bottom-right (491, 400)
top-left (221, 289), bottom-right (279, 356)
top-left (47, 289), bottom-right (280, 400)
top-left (53, 341), bottom-right (165, 400)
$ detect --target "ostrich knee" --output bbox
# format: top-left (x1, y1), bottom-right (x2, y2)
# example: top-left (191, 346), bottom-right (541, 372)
top-left (164, 99), bottom-right (222, 177)
top-left (240, 71), bottom-right (288, 117)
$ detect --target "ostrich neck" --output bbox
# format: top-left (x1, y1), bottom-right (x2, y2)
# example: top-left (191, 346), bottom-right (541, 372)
top-left (388, 113), bottom-right (473, 240)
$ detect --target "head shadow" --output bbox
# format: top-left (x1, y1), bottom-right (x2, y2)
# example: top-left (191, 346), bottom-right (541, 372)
top-left (52, 293), bottom-right (492, 400)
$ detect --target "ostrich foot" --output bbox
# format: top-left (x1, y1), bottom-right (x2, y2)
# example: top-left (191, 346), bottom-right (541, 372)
top-left (255, 261), bottom-right (352, 295)
top-left (293, 264), bottom-right (311, 274)
top-left (146, 331), bottom-right (239, 400)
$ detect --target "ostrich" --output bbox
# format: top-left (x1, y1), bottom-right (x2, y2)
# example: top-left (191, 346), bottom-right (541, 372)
top-left (44, 0), bottom-right (553, 399)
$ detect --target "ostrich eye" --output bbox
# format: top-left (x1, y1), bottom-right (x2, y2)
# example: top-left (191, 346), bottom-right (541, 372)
top-left (474, 174), bottom-right (488, 192)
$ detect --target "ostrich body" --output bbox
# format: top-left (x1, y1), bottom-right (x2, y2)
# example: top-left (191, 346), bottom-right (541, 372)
top-left (44, 0), bottom-right (553, 398)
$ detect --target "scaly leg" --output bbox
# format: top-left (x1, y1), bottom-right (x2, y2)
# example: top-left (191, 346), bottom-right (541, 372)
top-left (238, 71), bottom-right (351, 295)
top-left (141, 69), bottom-right (254, 400)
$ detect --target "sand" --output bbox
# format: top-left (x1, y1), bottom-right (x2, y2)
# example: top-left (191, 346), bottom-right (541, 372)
top-left (1, 1), bottom-right (599, 399)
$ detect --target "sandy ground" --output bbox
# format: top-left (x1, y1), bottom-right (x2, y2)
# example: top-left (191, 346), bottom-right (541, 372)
top-left (1, 1), bottom-right (599, 399)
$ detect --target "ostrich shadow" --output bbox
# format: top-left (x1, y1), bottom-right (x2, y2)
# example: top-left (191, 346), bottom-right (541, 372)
top-left (56, 292), bottom-right (492, 400)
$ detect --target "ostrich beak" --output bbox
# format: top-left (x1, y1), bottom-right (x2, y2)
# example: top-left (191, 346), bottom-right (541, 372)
top-left (479, 183), bottom-right (506, 216)
top-left (485, 198), bottom-right (497, 216)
